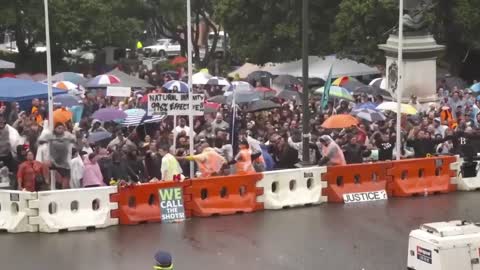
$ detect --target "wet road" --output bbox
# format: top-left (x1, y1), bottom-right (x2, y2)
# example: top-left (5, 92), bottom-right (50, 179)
top-left (1, 192), bottom-right (479, 270)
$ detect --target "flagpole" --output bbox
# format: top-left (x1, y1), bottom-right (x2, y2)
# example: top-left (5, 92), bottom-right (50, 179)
top-left (44, 0), bottom-right (55, 190)
top-left (301, 0), bottom-right (310, 164)
top-left (396, 0), bottom-right (404, 161)
top-left (186, 0), bottom-right (194, 178)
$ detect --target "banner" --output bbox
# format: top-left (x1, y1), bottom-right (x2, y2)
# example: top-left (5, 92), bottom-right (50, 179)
top-left (106, 86), bottom-right (131, 97)
top-left (321, 65), bottom-right (333, 111)
top-left (147, 93), bottom-right (204, 116)
top-left (342, 190), bottom-right (388, 204)
top-left (159, 187), bottom-right (185, 223)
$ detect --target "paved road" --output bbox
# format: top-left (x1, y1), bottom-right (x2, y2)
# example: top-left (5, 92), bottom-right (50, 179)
top-left (1, 192), bottom-right (479, 270)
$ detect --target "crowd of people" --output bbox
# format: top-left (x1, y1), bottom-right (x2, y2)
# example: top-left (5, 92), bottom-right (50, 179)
top-left (0, 69), bottom-right (478, 192)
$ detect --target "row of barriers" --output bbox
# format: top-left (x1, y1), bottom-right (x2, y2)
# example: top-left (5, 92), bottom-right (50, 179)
top-left (0, 155), bottom-right (471, 233)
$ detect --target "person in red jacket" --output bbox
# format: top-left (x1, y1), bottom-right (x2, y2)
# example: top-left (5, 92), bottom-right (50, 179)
top-left (17, 150), bottom-right (48, 192)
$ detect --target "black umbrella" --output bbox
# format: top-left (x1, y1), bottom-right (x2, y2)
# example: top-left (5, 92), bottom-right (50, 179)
top-left (246, 71), bottom-right (273, 85)
top-left (353, 85), bottom-right (392, 98)
top-left (273, 75), bottom-right (301, 86)
top-left (246, 100), bottom-right (280, 112)
top-left (276, 89), bottom-right (302, 104)
top-left (88, 131), bottom-right (112, 144)
top-left (341, 80), bottom-right (366, 92)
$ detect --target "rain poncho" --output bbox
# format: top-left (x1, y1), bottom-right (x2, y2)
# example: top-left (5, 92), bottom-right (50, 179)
top-left (187, 147), bottom-right (226, 177)
top-left (319, 135), bottom-right (346, 166)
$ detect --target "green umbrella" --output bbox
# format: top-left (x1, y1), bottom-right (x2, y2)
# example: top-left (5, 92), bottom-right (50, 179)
top-left (313, 85), bottom-right (354, 101)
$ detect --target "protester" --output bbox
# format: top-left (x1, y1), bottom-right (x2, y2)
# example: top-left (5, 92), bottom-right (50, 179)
top-left (70, 148), bottom-right (84, 189)
top-left (82, 153), bottom-right (105, 188)
top-left (158, 144), bottom-right (183, 181)
top-left (318, 135), bottom-right (347, 166)
top-left (17, 150), bottom-right (47, 192)
top-left (184, 142), bottom-right (226, 177)
top-left (233, 140), bottom-right (255, 174)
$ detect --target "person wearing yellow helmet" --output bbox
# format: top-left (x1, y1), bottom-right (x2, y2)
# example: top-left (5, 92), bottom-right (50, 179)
top-left (154, 251), bottom-right (173, 270)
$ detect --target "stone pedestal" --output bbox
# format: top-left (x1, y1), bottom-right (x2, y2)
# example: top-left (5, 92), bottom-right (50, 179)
top-left (378, 34), bottom-right (445, 103)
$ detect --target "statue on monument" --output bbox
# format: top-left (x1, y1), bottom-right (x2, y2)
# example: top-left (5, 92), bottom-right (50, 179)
top-left (402, 0), bottom-right (435, 33)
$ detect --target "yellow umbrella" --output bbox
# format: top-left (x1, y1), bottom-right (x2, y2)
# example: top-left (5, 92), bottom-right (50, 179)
top-left (376, 102), bottom-right (417, 115)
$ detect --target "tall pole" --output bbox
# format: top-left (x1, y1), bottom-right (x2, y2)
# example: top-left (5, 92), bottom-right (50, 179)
top-left (186, 0), bottom-right (195, 178)
top-left (301, 0), bottom-right (310, 164)
top-left (44, 0), bottom-right (55, 189)
top-left (396, 0), bottom-right (404, 161)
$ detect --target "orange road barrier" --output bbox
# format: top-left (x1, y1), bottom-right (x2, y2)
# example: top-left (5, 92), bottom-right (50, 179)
top-left (387, 156), bottom-right (457, 197)
top-left (184, 173), bottom-right (264, 217)
top-left (110, 181), bottom-right (191, 225)
top-left (322, 162), bottom-right (392, 203)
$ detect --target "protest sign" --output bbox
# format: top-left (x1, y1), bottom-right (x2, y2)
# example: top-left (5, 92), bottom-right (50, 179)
top-left (159, 187), bottom-right (186, 223)
top-left (147, 93), bottom-right (204, 116)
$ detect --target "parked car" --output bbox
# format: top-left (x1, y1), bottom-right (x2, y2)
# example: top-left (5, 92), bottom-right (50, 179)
top-left (143, 39), bottom-right (181, 57)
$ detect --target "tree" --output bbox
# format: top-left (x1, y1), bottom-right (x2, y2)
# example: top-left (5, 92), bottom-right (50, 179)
top-left (331, 0), bottom-right (397, 65)
top-left (213, 0), bottom-right (338, 65)
top-left (144, 0), bottom-right (220, 68)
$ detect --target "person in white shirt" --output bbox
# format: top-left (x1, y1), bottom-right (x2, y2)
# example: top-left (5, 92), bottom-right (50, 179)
top-left (433, 118), bottom-right (448, 138)
top-left (173, 117), bottom-right (195, 137)
top-left (158, 145), bottom-right (183, 181)
top-left (69, 149), bottom-right (84, 189)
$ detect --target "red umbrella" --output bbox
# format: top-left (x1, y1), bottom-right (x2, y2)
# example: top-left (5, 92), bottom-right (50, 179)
top-left (170, 56), bottom-right (187, 65)
top-left (0, 73), bottom-right (16, 78)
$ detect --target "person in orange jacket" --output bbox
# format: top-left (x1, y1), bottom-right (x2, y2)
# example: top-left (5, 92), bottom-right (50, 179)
top-left (234, 140), bottom-right (255, 174)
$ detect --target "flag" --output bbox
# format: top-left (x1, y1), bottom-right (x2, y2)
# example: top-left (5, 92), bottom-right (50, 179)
top-left (321, 65), bottom-right (333, 110)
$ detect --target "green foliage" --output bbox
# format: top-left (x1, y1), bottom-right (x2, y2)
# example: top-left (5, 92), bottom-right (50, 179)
top-left (331, 0), bottom-right (397, 65)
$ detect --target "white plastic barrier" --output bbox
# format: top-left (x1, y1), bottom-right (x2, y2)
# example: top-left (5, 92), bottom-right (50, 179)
top-left (29, 186), bottom-right (119, 233)
top-left (257, 167), bottom-right (327, 209)
top-left (451, 156), bottom-right (480, 191)
top-left (0, 190), bottom-right (38, 233)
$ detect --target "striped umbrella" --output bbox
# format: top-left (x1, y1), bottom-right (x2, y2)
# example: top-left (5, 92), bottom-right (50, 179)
top-left (163, 80), bottom-right (189, 93)
top-left (206, 76), bottom-right (231, 86)
top-left (120, 109), bottom-right (147, 126)
top-left (86, 74), bottom-right (121, 87)
top-left (52, 72), bottom-right (87, 85)
top-left (53, 81), bottom-right (78, 91)
top-left (351, 108), bottom-right (386, 122)
top-left (313, 86), bottom-right (354, 101)
top-left (142, 114), bottom-right (167, 124)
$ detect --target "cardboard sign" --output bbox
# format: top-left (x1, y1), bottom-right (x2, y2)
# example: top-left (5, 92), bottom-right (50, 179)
top-left (106, 86), bottom-right (131, 97)
top-left (147, 93), bottom-right (204, 116)
top-left (343, 190), bottom-right (388, 204)
top-left (159, 187), bottom-right (185, 223)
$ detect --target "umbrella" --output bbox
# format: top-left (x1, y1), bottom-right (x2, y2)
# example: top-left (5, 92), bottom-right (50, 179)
top-left (142, 114), bottom-right (167, 124)
top-left (353, 85), bottom-right (392, 98)
top-left (53, 108), bottom-right (73, 125)
top-left (321, 114), bottom-right (359, 129)
top-left (163, 80), bottom-right (189, 93)
top-left (52, 72), bottom-right (88, 85)
top-left (92, 108), bottom-right (127, 121)
top-left (273, 75), bottom-right (300, 86)
top-left (332, 76), bottom-right (350, 86)
top-left (206, 76), bottom-right (230, 86)
top-left (192, 72), bottom-right (212, 85)
top-left (88, 131), bottom-right (112, 144)
top-left (276, 89), bottom-right (302, 103)
top-left (471, 83), bottom-right (480, 93)
top-left (53, 94), bottom-right (82, 107)
top-left (313, 86), bottom-right (354, 101)
top-left (369, 77), bottom-right (387, 89)
top-left (225, 81), bottom-right (255, 92)
top-left (246, 100), bottom-right (280, 112)
top-left (32, 73), bottom-right (47, 81)
top-left (376, 102), bottom-right (417, 115)
top-left (210, 91), bottom-right (261, 104)
top-left (120, 109), bottom-right (147, 126)
top-left (204, 102), bottom-right (221, 114)
top-left (246, 70), bottom-right (273, 83)
top-left (86, 74), bottom-right (120, 87)
top-left (161, 71), bottom-right (179, 80)
top-left (53, 81), bottom-right (79, 91)
top-left (170, 56), bottom-right (187, 65)
top-left (340, 80), bottom-right (366, 93)
top-left (354, 102), bottom-right (378, 110)
top-left (351, 108), bottom-right (386, 122)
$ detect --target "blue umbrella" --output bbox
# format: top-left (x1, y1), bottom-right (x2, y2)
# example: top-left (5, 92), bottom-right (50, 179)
top-left (88, 131), bottom-right (112, 144)
top-left (162, 80), bottom-right (189, 93)
top-left (53, 94), bottom-right (82, 107)
top-left (92, 108), bottom-right (127, 121)
top-left (471, 83), bottom-right (480, 93)
top-left (355, 102), bottom-right (378, 110)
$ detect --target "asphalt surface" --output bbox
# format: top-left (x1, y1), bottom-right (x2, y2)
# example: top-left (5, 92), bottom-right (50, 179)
top-left (1, 192), bottom-right (479, 270)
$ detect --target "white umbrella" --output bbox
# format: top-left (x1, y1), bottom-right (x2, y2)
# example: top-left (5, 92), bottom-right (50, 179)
top-left (206, 76), bottom-right (231, 86)
top-left (351, 108), bottom-right (386, 122)
top-left (369, 77), bottom-right (387, 90)
top-left (192, 72), bottom-right (212, 85)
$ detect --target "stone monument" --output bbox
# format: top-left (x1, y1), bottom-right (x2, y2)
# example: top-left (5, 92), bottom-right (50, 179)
top-left (378, 0), bottom-right (444, 103)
